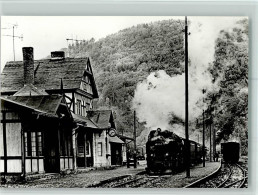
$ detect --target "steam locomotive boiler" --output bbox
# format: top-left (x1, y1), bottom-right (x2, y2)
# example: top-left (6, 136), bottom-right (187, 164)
top-left (146, 128), bottom-right (204, 175)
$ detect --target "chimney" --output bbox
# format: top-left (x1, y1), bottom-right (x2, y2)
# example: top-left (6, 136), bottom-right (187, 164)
top-left (51, 51), bottom-right (65, 60)
top-left (23, 47), bottom-right (34, 85)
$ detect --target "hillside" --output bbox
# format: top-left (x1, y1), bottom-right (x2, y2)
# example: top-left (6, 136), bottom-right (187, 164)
top-left (67, 19), bottom-right (185, 136)
top-left (65, 18), bottom-right (248, 154)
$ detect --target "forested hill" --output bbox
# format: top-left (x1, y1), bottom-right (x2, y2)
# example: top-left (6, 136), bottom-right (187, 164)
top-left (63, 18), bottom-right (248, 155)
top-left (65, 19), bottom-right (186, 135)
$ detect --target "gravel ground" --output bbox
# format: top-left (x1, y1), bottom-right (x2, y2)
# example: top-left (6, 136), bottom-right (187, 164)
top-left (1, 166), bottom-right (145, 188)
top-left (143, 162), bottom-right (220, 188)
top-left (1, 161), bottom-right (220, 188)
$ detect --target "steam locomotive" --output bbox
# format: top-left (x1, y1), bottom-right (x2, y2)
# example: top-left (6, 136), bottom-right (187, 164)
top-left (146, 128), bottom-right (204, 174)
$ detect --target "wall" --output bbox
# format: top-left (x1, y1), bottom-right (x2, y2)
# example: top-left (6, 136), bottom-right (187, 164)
top-left (74, 93), bottom-right (93, 116)
top-left (60, 158), bottom-right (73, 170)
top-left (6, 122), bottom-right (22, 173)
top-left (93, 130), bottom-right (111, 167)
top-left (0, 105), bottom-right (22, 173)
top-left (122, 144), bottom-right (126, 163)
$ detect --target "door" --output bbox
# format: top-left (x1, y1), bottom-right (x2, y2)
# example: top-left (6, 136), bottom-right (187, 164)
top-left (111, 143), bottom-right (122, 165)
top-left (44, 129), bottom-right (60, 173)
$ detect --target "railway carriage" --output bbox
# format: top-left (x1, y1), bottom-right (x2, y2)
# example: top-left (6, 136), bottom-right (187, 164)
top-left (196, 143), bottom-right (203, 163)
top-left (221, 142), bottom-right (240, 163)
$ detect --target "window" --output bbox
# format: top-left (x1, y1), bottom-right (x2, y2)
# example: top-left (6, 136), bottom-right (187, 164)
top-left (78, 146), bottom-right (84, 154)
top-left (81, 101), bottom-right (86, 116)
top-left (37, 132), bottom-right (42, 156)
top-left (24, 132), bottom-right (43, 157)
top-left (86, 141), bottom-right (91, 156)
top-left (97, 143), bottom-right (102, 156)
top-left (77, 100), bottom-right (81, 115)
top-left (24, 132), bottom-right (28, 156)
top-left (85, 98), bottom-right (91, 110)
top-left (31, 132), bottom-right (36, 156)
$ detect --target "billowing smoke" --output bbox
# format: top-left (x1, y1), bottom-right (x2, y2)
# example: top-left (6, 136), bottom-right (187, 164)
top-left (132, 70), bottom-right (203, 130)
top-left (132, 17), bottom-right (242, 136)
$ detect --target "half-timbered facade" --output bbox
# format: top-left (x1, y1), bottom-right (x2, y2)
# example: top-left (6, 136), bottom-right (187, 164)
top-left (1, 47), bottom-right (124, 172)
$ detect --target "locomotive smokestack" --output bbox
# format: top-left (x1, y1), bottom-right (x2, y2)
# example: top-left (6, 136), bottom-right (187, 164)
top-left (22, 47), bottom-right (34, 85)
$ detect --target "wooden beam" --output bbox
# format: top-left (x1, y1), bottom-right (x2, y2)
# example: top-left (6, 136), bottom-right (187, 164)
top-left (67, 132), bottom-right (70, 169)
top-left (84, 133), bottom-right (87, 168)
top-left (75, 89), bottom-right (94, 99)
top-left (2, 112), bottom-right (7, 174)
top-left (72, 92), bottom-right (75, 113)
top-left (36, 132), bottom-right (39, 172)
top-left (64, 94), bottom-right (73, 102)
top-left (0, 119), bottom-right (21, 123)
top-left (21, 126), bottom-right (26, 177)
top-left (0, 156), bottom-right (22, 160)
top-left (57, 128), bottom-right (62, 170)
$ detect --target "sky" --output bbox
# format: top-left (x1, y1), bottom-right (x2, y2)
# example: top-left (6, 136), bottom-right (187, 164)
top-left (1, 16), bottom-right (246, 135)
top-left (0, 16), bottom-right (183, 71)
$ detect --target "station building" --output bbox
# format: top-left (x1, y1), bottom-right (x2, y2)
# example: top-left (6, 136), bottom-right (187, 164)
top-left (0, 47), bottom-right (125, 177)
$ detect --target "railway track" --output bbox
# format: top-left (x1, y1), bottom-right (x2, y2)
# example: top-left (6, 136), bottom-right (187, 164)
top-left (218, 163), bottom-right (247, 188)
top-left (112, 175), bottom-right (157, 188)
top-left (90, 173), bottom-right (161, 188)
top-left (186, 162), bottom-right (247, 188)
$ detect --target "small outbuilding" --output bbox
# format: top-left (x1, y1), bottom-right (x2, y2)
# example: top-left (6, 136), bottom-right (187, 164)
top-left (0, 94), bottom-right (74, 177)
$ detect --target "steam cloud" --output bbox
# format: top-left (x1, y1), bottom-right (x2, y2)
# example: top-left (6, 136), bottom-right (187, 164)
top-left (132, 17), bottom-right (242, 136)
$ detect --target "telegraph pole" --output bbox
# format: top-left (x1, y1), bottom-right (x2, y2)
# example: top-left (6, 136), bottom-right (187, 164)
top-left (202, 89), bottom-right (206, 167)
top-left (212, 95), bottom-right (216, 161)
top-left (213, 120), bottom-right (216, 161)
top-left (185, 16), bottom-right (190, 177)
top-left (13, 25), bottom-right (15, 61)
top-left (133, 110), bottom-right (137, 168)
top-left (209, 107), bottom-right (212, 162)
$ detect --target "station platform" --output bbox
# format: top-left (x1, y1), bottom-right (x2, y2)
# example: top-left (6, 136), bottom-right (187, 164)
top-left (1, 160), bottom-right (220, 188)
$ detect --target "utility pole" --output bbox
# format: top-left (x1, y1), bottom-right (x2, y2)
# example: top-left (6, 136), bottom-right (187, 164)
top-left (202, 89), bottom-right (206, 167)
top-left (185, 16), bottom-right (190, 178)
top-left (209, 106), bottom-right (212, 162)
top-left (2, 24), bottom-right (23, 61)
top-left (212, 95), bottom-right (216, 161)
top-left (133, 110), bottom-right (137, 168)
top-left (13, 25), bottom-right (15, 61)
top-left (213, 120), bottom-right (216, 161)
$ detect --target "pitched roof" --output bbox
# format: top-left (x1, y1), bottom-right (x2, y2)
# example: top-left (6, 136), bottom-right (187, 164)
top-left (1, 58), bottom-right (98, 98)
top-left (86, 110), bottom-right (115, 129)
top-left (116, 134), bottom-right (134, 141)
top-left (0, 95), bottom-right (63, 115)
top-left (109, 136), bottom-right (124, 144)
top-left (71, 113), bottom-right (98, 129)
top-left (13, 84), bottom-right (48, 96)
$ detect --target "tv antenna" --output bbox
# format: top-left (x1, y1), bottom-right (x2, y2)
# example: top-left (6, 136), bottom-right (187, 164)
top-left (2, 23), bottom-right (23, 61)
top-left (66, 37), bottom-right (84, 57)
